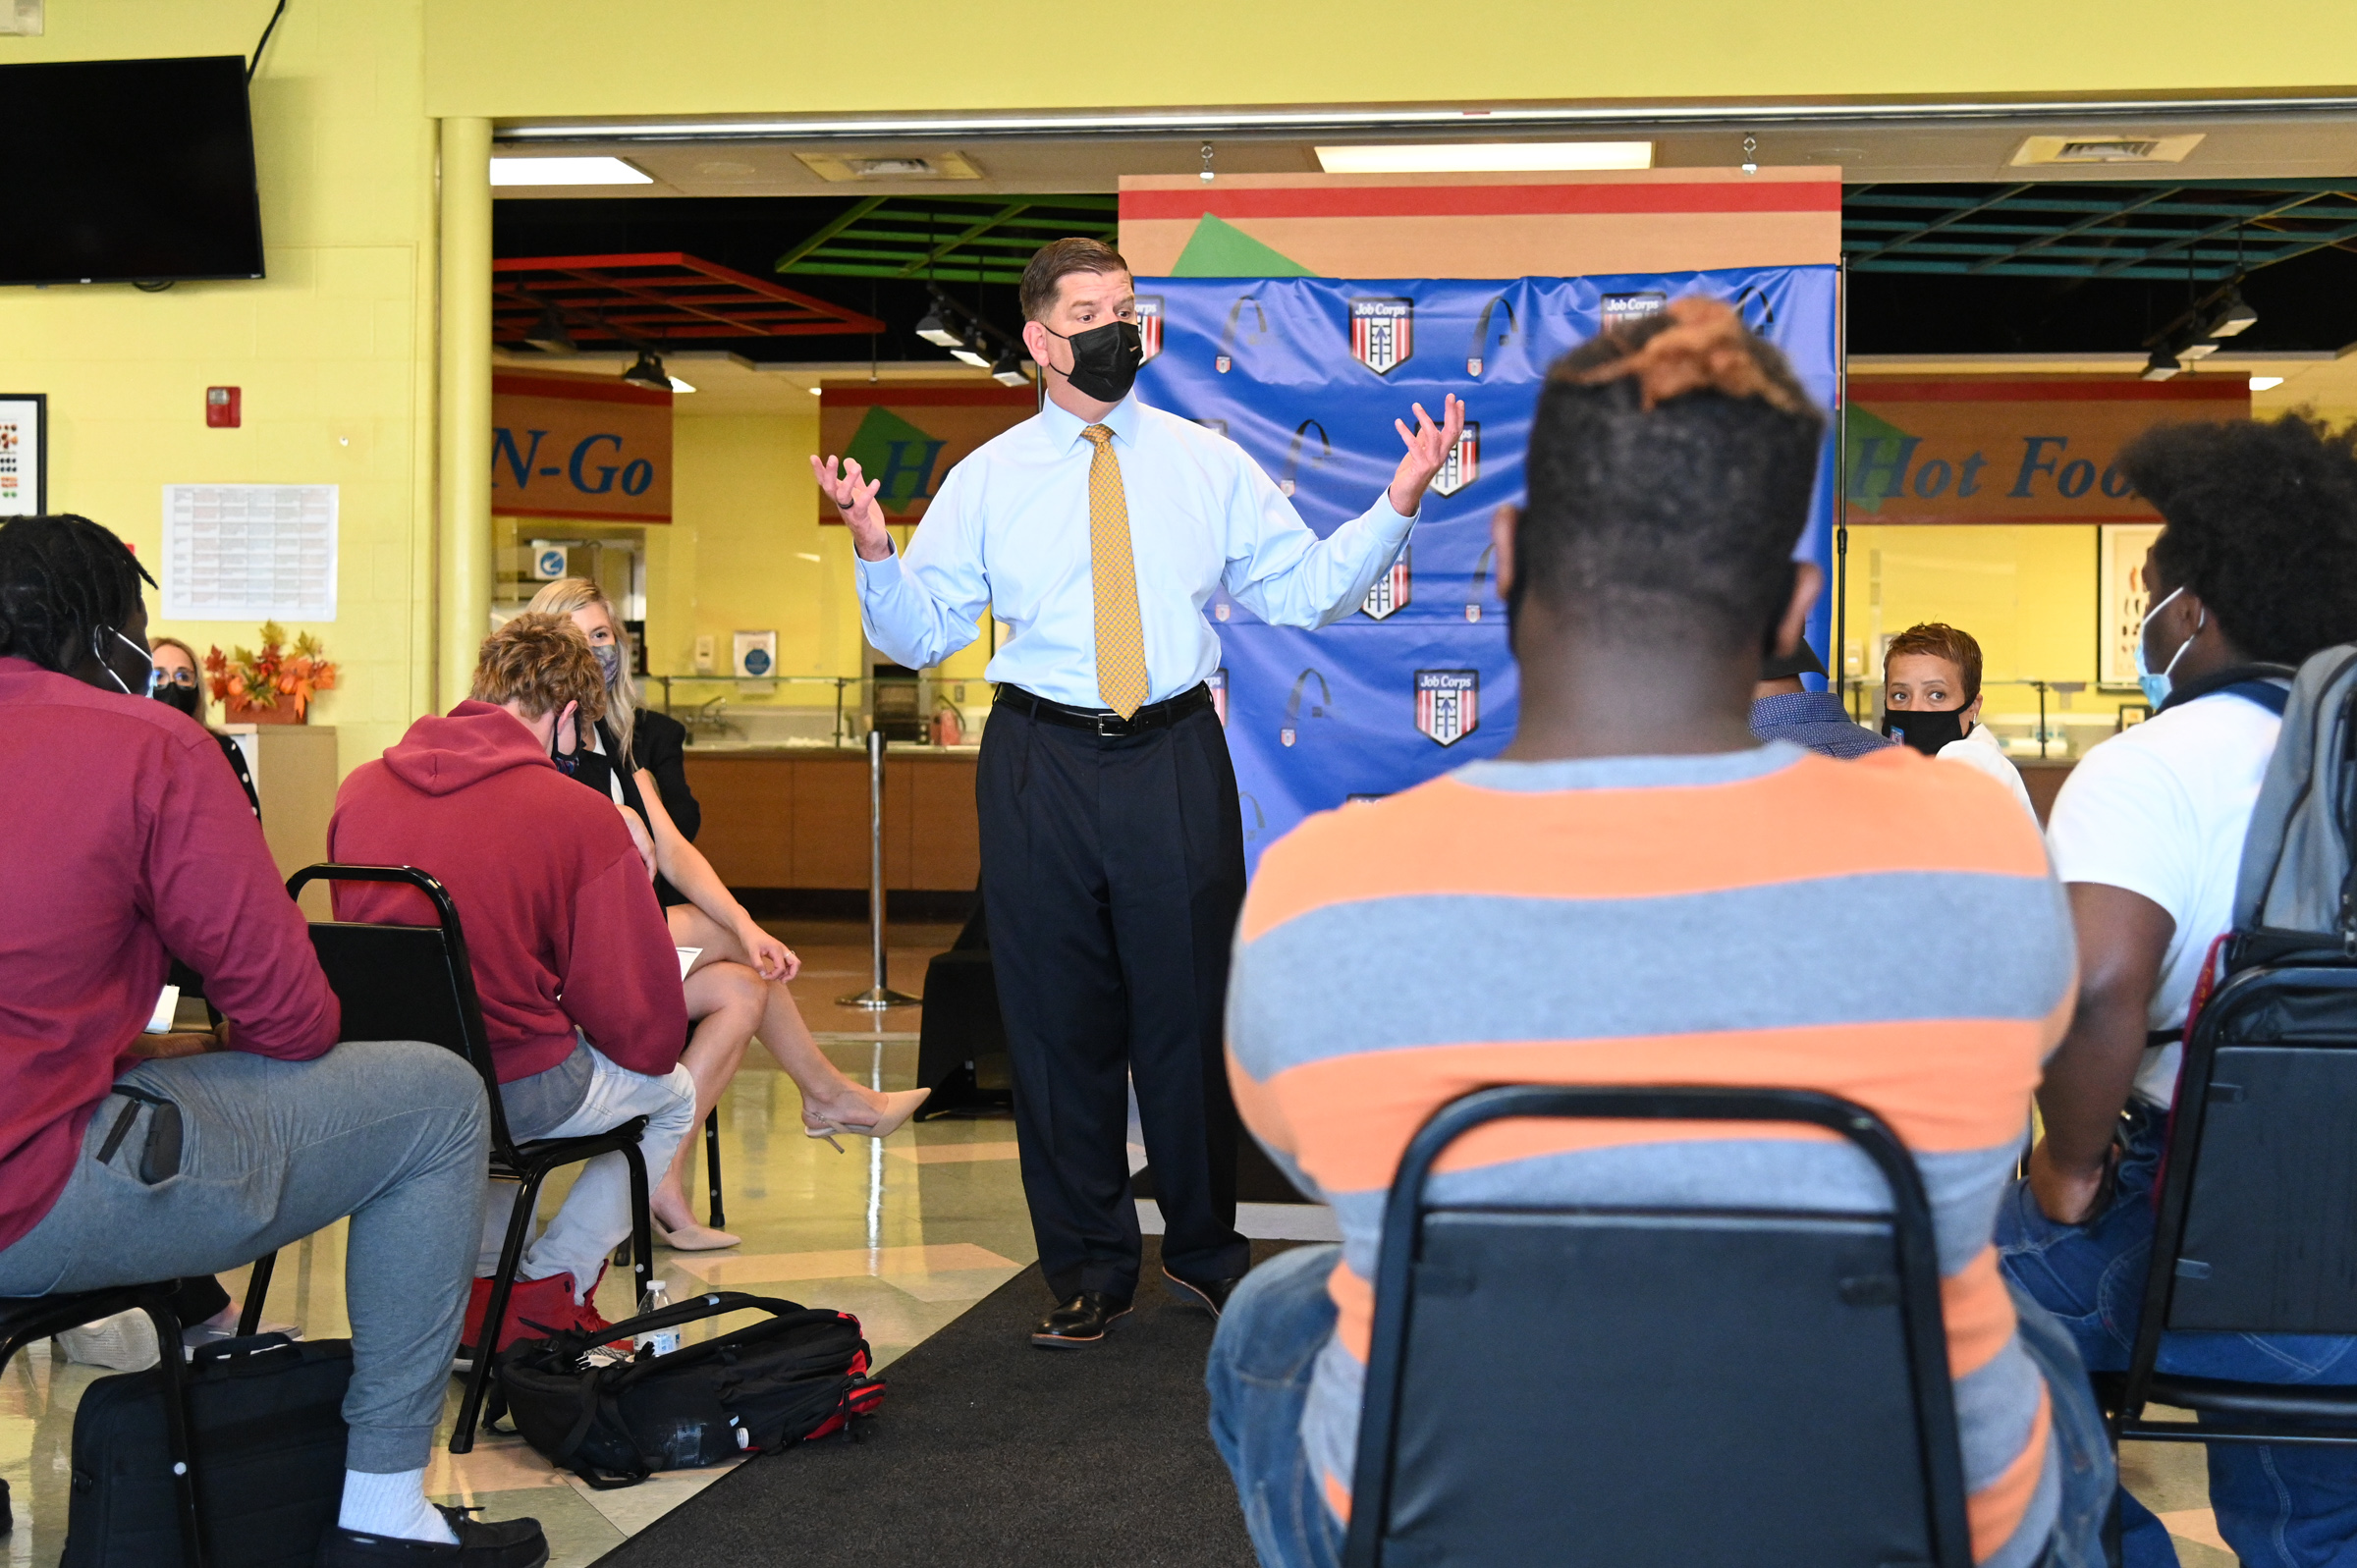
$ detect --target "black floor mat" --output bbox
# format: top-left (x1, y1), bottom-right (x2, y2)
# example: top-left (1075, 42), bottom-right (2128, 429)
top-left (592, 1237), bottom-right (1300, 1567)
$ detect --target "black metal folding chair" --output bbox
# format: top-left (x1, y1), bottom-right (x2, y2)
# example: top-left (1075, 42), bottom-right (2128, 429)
top-left (0, 1283), bottom-right (201, 1565)
top-left (2104, 955), bottom-right (2357, 1452)
top-left (1343, 1084), bottom-right (1973, 1568)
top-left (240, 864), bottom-right (656, 1453)
top-left (701, 1108), bottom-right (726, 1229)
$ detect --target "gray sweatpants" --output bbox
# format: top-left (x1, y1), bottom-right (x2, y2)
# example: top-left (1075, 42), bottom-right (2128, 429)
top-left (0, 1041), bottom-right (488, 1472)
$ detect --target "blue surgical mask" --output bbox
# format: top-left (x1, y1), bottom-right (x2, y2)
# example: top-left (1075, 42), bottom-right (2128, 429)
top-left (2134, 585), bottom-right (2201, 710)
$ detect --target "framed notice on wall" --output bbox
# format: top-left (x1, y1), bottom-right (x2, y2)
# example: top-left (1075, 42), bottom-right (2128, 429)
top-left (2100, 522), bottom-right (2165, 690)
top-left (0, 394), bottom-right (46, 516)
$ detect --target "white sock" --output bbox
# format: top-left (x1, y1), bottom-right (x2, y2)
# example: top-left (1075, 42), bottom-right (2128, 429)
top-left (337, 1468), bottom-right (456, 1543)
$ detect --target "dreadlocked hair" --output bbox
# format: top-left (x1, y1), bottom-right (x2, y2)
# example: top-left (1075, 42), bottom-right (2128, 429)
top-left (0, 514), bottom-right (157, 674)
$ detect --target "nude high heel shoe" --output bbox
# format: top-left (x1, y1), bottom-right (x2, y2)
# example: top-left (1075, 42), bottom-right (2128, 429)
top-left (802, 1087), bottom-right (931, 1152)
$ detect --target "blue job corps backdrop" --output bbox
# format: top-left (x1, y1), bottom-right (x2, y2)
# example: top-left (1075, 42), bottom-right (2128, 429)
top-left (1132, 267), bottom-right (1838, 873)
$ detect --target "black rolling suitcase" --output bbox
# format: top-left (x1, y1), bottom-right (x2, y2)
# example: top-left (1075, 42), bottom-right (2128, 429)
top-left (63, 1332), bottom-right (351, 1568)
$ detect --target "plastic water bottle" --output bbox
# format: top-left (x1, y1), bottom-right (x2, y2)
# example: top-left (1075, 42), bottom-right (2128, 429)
top-left (633, 1282), bottom-right (679, 1358)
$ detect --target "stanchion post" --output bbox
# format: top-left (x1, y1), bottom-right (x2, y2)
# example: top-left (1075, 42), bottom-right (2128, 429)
top-left (839, 727), bottom-right (919, 1009)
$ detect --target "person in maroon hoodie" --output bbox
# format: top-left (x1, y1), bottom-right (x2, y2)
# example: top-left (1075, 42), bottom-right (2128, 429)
top-left (329, 613), bottom-right (695, 1355)
top-left (0, 514), bottom-right (546, 1568)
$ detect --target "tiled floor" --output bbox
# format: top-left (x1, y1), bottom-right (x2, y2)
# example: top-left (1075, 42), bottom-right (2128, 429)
top-left (0, 918), bottom-right (2246, 1564)
top-left (1, 920), bottom-right (1038, 1568)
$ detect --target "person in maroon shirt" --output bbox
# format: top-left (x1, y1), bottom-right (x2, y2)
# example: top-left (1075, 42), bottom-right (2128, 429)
top-left (0, 515), bottom-right (545, 1568)
top-left (329, 613), bottom-right (695, 1357)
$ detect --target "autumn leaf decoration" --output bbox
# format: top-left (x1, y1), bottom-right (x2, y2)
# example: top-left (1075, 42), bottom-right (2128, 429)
top-left (203, 622), bottom-right (340, 719)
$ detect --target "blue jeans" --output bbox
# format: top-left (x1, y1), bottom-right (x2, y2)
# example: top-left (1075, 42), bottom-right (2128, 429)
top-left (1207, 1243), bottom-right (2112, 1568)
top-left (1999, 1102), bottom-right (2357, 1567)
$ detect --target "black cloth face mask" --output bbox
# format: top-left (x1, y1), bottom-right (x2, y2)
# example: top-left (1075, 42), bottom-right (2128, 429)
top-left (153, 683), bottom-right (201, 718)
top-left (1045, 319), bottom-right (1143, 404)
top-left (1883, 706), bottom-right (1971, 757)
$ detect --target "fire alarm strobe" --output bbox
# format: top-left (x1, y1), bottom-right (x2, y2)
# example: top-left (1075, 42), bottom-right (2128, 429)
top-left (205, 386), bottom-right (241, 428)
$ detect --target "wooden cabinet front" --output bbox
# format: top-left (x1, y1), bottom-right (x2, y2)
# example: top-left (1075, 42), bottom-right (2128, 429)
top-left (681, 750), bottom-right (978, 892)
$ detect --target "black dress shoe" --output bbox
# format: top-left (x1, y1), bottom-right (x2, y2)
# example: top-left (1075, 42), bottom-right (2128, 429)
top-left (1162, 1266), bottom-right (1244, 1320)
top-left (317, 1505), bottom-right (549, 1568)
top-left (1030, 1290), bottom-right (1132, 1348)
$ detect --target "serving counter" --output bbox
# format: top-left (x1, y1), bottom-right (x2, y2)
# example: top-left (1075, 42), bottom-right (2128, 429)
top-left (682, 745), bottom-right (980, 892)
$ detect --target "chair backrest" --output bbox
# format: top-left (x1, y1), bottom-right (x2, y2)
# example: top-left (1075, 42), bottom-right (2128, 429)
top-left (1343, 1085), bottom-right (1971, 1568)
top-left (286, 863), bottom-right (517, 1154)
top-left (2136, 960), bottom-right (2357, 1362)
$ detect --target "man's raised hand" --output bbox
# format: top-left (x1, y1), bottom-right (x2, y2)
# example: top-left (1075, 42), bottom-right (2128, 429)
top-left (1386, 393), bottom-right (1466, 517)
top-left (810, 454), bottom-right (893, 562)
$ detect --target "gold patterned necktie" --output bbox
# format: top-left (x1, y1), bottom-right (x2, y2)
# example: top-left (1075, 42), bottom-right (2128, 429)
top-left (1081, 424), bottom-right (1150, 719)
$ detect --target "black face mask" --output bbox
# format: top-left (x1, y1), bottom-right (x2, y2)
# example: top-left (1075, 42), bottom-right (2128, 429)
top-left (153, 683), bottom-right (201, 718)
top-left (1047, 319), bottom-right (1143, 404)
top-left (1883, 706), bottom-right (1971, 756)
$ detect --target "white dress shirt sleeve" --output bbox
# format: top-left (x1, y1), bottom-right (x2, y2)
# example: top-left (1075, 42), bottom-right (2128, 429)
top-left (852, 463), bottom-right (989, 672)
top-left (1220, 454), bottom-right (1417, 630)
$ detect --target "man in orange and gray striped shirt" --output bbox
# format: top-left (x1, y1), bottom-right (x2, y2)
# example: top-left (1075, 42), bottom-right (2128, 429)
top-left (1207, 298), bottom-right (2114, 1568)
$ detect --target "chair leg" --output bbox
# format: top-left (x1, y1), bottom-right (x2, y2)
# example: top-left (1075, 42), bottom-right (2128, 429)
top-left (137, 1294), bottom-right (205, 1568)
top-left (623, 1141), bottom-right (654, 1309)
top-left (450, 1175), bottom-right (544, 1455)
top-left (235, 1252), bottom-right (277, 1337)
top-left (703, 1108), bottom-right (726, 1230)
top-left (2102, 1487), bottom-right (2123, 1568)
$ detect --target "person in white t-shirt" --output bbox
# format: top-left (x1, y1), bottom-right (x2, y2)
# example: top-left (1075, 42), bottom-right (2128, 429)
top-left (1997, 413), bottom-right (2357, 1568)
top-left (1880, 622), bottom-right (2038, 821)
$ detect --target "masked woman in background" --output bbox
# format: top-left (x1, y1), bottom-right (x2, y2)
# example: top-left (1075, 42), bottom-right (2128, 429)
top-left (1882, 622), bottom-right (2038, 821)
top-left (523, 578), bottom-right (926, 1250)
top-left (150, 634), bottom-right (260, 818)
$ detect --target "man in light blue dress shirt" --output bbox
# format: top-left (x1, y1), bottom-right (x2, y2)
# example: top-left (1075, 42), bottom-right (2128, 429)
top-left (817, 238), bottom-right (1462, 1349)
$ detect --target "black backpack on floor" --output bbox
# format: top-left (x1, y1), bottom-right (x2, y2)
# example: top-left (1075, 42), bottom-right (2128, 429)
top-left (487, 1291), bottom-right (885, 1487)
top-left (63, 1333), bottom-right (350, 1568)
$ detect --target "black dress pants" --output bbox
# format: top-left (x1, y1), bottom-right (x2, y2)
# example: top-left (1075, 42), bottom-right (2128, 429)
top-left (978, 695), bottom-right (1251, 1302)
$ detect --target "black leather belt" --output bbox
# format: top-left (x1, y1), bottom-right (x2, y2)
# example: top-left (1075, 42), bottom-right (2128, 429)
top-left (995, 682), bottom-right (1212, 738)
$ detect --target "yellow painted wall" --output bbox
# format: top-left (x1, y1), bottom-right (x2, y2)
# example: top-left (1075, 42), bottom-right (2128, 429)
top-left (424, 0), bottom-right (2357, 118)
top-left (1837, 523), bottom-right (2103, 702)
top-left (1, 0), bottom-right (437, 776)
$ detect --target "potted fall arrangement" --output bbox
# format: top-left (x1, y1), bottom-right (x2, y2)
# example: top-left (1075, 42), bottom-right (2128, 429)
top-left (205, 622), bottom-right (339, 725)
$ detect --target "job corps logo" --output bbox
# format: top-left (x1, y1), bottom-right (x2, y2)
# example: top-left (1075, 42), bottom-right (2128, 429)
top-left (1134, 296), bottom-right (1163, 364)
top-left (1281, 669), bottom-right (1332, 747)
top-left (1360, 546), bottom-right (1410, 621)
top-left (1600, 292), bottom-right (1667, 334)
top-left (1207, 666), bottom-right (1228, 726)
top-left (1217, 297), bottom-right (1267, 374)
top-left (1430, 422), bottom-right (1480, 498)
top-left (1349, 297), bottom-right (1413, 377)
top-left (1415, 669), bottom-right (1479, 747)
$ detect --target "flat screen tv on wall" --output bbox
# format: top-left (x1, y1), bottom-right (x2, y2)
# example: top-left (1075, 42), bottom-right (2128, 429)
top-left (0, 55), bottom-right (265, 287)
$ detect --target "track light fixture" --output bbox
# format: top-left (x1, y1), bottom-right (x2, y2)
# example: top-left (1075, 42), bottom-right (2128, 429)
top-left (522, 300), bottom-right (577, 355)
top-left (989, 346), bottom-right (1031, 387)
top-left (915, 291), bottom-right (963, 349)
top-left (620, 349), bottom-right (671, 391)
top-left (2141, 349), bottom-right (2181, 382)
top-left (2141, 278), bottom-right (2260, 373)
top-left (2207, 289), bottom-right (2258, 339)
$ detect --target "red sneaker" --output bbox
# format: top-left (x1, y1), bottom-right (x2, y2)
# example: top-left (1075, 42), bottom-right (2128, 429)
top-left (458, 1272), bottom-right (579, 1362)
top-left (569, 1263), bottom-right (633, 1353)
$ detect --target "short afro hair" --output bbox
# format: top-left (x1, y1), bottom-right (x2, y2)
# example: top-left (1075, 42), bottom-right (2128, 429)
top-left (2124, 414), bottom-right (2357, 667)
top-left (1885, 622), bottom-right (1984, 703)
top-left (1515, 299), bottom-right (1826, 656)
top-left (0, 514), bottom-right (156, 674)
top-left (470, 612), bottom-right (607, 725)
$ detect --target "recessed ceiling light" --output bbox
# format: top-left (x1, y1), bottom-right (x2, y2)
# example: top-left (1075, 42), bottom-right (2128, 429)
top-left (808, 385), bottom-right (824, 396)
top-left (489, 156), bottom-right (652, 186)
top-left (2251, 375), bottom-right (2285, 391)
top-left (1315, 141), bottom-right (1653, 174)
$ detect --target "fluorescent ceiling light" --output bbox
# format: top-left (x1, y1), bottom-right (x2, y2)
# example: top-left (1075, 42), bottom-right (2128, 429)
top-left (1316, 141), bottom-right (1653, 174)
top-left (948, 346), bottom-right (991, 369)
top-left (489, 156), bottom-right (651, 187)
top-left (2251, 375), bottom-right (2285, 391)
top-left (807, 385), bottom-right (824, 396)
top-left (667, 375), bottom-right (696, 394)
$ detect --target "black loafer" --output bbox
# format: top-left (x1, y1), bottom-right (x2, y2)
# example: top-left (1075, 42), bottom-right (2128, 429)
top-left (1029, 1290), bottom-right (1132, 1348)
top-left (317, 1505), bottom-right (549, 1568)
top-left (1163, 1267), bottom-right (1244, 1320)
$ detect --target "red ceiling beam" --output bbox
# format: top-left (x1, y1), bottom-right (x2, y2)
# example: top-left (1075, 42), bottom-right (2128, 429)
top-left (492, 251), bottom-right (884, 341)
